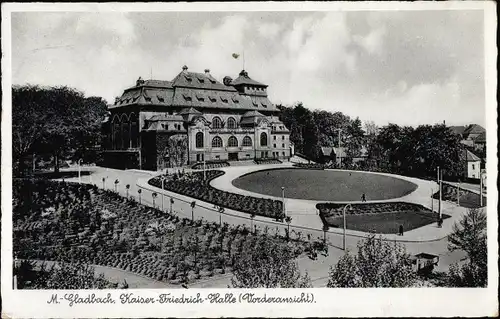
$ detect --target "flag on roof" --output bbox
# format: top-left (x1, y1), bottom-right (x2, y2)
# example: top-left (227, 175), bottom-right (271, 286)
top-left (232, 53), bottom-right (240, 59)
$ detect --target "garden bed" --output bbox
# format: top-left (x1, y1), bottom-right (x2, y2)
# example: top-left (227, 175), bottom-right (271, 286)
top-left (254, 159), bottom-right (282, 165)
top-left (433, 183), bottom-right (486, 208)
top-left (191, 161), bottom-right (230, 170)
top-left (13, 179), bottom-right (299, 288)
top-left (317, 202), bottom-right (451, 234)
top-left (148, 171), bottom-right (284, 220)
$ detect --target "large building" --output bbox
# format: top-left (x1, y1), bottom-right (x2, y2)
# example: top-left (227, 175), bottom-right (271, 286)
top-left (101, 66), bottom-right (291, 170)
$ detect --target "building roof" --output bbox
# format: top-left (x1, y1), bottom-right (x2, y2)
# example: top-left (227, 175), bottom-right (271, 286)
top-left (320, 147), bottom-right (333, 156)
top-left (231, 70), bottom-right (267, 87)
top-left (111, 66), bottom-right (278, 112)
top-left (463, 124), bottom-right (485, 136)
top-left (475, 131), bottom-right (486, 143)
top-left (333, 147), bottom-right (347, 158)
top-left (178, 107), bottom-right (202, 115)
top-left (463, 149), bottom-right (481, 162)
top-left (147, 114), bottom-right (184, 122)
top-left (449, 126), bottom-right (467, 135)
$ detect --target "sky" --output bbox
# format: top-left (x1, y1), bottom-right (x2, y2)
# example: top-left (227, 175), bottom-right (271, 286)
top-left (11, 9), bottom-right (486, 127)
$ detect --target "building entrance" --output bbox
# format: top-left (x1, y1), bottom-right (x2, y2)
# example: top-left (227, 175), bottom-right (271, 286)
top-left (228, 153), bottom-right (238, 161)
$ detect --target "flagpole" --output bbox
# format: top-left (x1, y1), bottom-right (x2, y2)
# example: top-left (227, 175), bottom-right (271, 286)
top-left (243, 50), bottom-right (245, 70)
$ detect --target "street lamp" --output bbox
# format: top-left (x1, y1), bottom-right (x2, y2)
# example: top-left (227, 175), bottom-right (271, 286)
top-left (343, 203), bottom-right (352, 251)
top-left (457, 181), bottom-right (461, 207)
top-left (78, 159), bottom-right (82, 183)
top-left (161, 177), bottom-right (165, 212)
top-left (281, 187), bottom-right (285, 218)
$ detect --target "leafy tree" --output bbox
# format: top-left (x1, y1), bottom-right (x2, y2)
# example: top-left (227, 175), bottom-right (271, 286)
top-left (344, 117), bottom-right (365, 165)
top-left (231, 240), bottom-right (311, 288)
top-left (12, 85), bottom-right (107, 174)
top-left (447, 208), bottom-right (487, 287)
top-left (327, 234), bottom-right (418, 287)
top-left (364, 120), bottom-right (379, 136)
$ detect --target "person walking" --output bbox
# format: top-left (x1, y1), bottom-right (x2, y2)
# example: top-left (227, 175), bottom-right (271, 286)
top-left (399, 224), bottom-right (404, 236)
top-left (361, 193), bottom-right (366, 202)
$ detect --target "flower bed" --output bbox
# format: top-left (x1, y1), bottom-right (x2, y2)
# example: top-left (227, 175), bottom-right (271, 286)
top-left (293, 163), bottom-right (329, 170)
top-left (433, 183), bottom-right (486, 208)
top-left (317, 202), bottom-right (451, 234)
top-left (191, 161), bottom-right (230, 170)
top-left (13, 179), bottom-right (300, 288)
top-left (148, 171), bottom-right (284, 220)
top-left (254, 159), bottom-right (282, 165)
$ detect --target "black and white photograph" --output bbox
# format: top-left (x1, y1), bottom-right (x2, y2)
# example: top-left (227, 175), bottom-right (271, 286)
top-left (1, 2), bottom-right (498, 318)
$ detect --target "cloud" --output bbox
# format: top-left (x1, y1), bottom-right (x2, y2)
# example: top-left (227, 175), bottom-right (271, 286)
top-left (258, 22), bottom-right (282, 39)
top-left (11, 11), bottom-right (485, 127)
top-left (353, 26), bottom-right (386, 55)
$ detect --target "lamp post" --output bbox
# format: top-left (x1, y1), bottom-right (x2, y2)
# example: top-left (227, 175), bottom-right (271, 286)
top-left (335, 128), bottom-right (342, 167)
top-left (457, 181), bottom-right (461, 206)
top-left (343, 204), bottom-right (352, 251)
top-left (431, 188), bottom-right (434, 212)
top-left (161, 178), bottom-right (165, 212)
top-left (78, 159), bottom-right (82, 183)
top-left (480, 171), bottom-right (484, 206)
top-left (438, 169), bottom-right (442, 220)
top-left (281, 187), bottom-right (285, 218)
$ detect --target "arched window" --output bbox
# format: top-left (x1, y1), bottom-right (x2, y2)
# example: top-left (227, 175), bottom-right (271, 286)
top-left (227, 117), bottom-right (237, 129)
top-left (242, 136), bottom-right (252, 147)
top-left (228, 136), bottom-right (238, 147)
top-left (212, 136), bottom-right (223, 148)
top-left (195, 132), bottom-right (204, 148)
top-left (260, 132), bottom-right (268, 146)
top-left (212, 116), bottom-right (222, 129)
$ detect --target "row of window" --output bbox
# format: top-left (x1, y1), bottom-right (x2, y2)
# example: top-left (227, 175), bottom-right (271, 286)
top-left (212, 116), bottom-right (236, 129)
top-left (273, 144), bottom-right (286, 148)
top-left (273, 135), bottom-right (286, 140)
top-left (195, 132), bottom-right (269, 148)
top-left (161, 123), bottom-right (182, 130)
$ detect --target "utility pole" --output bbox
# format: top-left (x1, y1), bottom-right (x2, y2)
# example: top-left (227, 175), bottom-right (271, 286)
top-left (335, 128), bottom-right (342, 167)
top-left (438, 169), bottom-right (442, 220)
top-left (431, 188), bottom-right (434, 212)
top-left (281, 187), bottom-right (285, 218)
top-left (457, 181), bottom-right (460, 206)
top-left (480, 171), bottom-right (484, 206)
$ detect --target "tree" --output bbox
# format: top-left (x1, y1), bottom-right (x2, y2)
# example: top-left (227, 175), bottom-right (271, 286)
top-left (447, 208), bottom-right (487, 287)
top-left (364, 120), bottom-right (379, 136)
top-left (125, 184), bottom-right (130, 198)
top-left (190, 201), bottom-right (196, 221)
top-left (12, 85), bottom-right (107, 174)
top-left (344, 117), bottom-right (365, 165)
top-left (231, 240), bottom-right (312, 288)
top-left (327, 234), bottom-right (418, 287)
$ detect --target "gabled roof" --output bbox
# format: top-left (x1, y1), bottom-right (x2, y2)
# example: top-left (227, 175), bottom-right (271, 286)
top-left (463, 149), bottom-right (481, 162)
top-left (241, 110), bottom-right (265, 118)
top-left (333, 147), bottom-right (347, 158)
top-left (231, 70), bottom-right (268, 87)
top-left (463, 124), bottom-right (485, 135)
top-left (178, 107), bottom-right (202, 115)
top-left (171, 69), bottom-right (236, 91)
top-left (147, 114), bottom-right (184, 122)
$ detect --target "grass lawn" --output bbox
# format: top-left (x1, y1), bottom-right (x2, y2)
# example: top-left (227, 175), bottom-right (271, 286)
top-left (325, 211), bottom-right (451, 234)
top-left (233, 168), bottom-right (418, 201)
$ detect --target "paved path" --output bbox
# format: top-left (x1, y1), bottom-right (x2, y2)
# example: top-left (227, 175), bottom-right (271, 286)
top-left (56, 166), bottom-right (473, 287)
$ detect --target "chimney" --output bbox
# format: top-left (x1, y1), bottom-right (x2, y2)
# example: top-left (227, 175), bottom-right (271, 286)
top-left (182, 65), bottom-right (188, 72)
top-left (114, 97), bottom-right (120, 105)
top-left (204, 69), bottom-right (210, 74)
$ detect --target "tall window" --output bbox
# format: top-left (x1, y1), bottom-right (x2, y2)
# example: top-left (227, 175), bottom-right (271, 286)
top-left (195, 132), bottom-right (204, 148)
top-left (228, 136), bottom-right (238, 147)
top-left (227, 117), bottom-right (237, 129)
top-left (242, 136), bottom-right (252, 147)
top-left (212, 116), bottom-right (222, 129)
top-left (260, 132), bottom-right (268, 146)
top-left (212, 136), bottom-right (223, 148)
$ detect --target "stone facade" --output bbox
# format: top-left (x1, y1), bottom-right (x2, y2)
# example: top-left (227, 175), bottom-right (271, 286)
top-left (101, 66), bottom-right (290, 170)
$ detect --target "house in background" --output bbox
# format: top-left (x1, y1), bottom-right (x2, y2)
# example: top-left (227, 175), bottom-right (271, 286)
top-left (449, 124), bottom-right (486, 149)
top-left (462, 149), bottom-right (481, 180)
